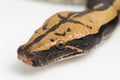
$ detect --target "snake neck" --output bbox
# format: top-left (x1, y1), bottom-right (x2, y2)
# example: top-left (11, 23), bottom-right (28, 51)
top-left (87, 0), bottom-right (120, 11)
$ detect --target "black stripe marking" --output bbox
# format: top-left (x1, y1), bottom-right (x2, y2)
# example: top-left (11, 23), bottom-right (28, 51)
top-left (55, 32), bottom-right (66, 36)
top-left (58, 14), bottom-right (83, 25)
top-left (68, 20), bottom-right (84, 24)
top-left (58, 14), bottom-right (85, 27)
top-left (25, 22), bottom-right (65, 49)
top-left (74, 10), bottom-right (93, 18)
top-left (58, 14), bottom-right (92, 29)
top-left (66, 12), bottom-right (76, 18)
top-left (68, 20), bottom-right (92, 29)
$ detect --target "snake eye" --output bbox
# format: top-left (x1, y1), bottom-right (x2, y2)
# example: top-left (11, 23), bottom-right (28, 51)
top-left (56, 40), bottom-right (65, 50)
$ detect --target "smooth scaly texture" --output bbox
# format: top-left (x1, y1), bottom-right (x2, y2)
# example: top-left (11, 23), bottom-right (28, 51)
top-left (18, 0), bottom-right (120, 67)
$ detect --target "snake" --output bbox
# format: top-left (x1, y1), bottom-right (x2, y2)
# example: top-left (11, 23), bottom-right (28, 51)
top-left (17, 0), bottom-right (120, 67)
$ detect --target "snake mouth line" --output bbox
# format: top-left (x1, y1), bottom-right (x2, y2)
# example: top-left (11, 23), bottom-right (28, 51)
top-left (44, 51), bottom-right (85, 66)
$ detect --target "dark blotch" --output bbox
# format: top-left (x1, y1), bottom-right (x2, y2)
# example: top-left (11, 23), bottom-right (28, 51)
top-left (66, 34), bottom-right (101, 51)
top-left (50, 39), bottom-right (55, 42)
top-left (42, 23), bottom-right (48, 30)
top-left (55, 32), bottom-right (66, 36)
top-left (86, 25), bottom-right (92, 29)
top-left (67, 28), bottom-right (71, 32)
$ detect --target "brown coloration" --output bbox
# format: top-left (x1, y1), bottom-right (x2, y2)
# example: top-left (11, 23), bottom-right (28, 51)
top-left (18, 53), bottom-right (33, 66)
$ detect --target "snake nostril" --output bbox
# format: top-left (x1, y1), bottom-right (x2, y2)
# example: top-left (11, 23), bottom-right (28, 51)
top-left (31, 54), bottom-right (43, 67)
top-left (32, 59), bottom-right (39, 67)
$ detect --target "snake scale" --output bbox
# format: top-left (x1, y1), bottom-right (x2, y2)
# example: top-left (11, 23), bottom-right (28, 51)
top-left (17, 0), bottom-right (120, 67)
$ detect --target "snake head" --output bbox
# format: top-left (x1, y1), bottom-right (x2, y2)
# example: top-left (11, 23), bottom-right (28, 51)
top-left (17, 11), bottom-right (86, 67)
top-left (17, 10), bottom-right (104, 67)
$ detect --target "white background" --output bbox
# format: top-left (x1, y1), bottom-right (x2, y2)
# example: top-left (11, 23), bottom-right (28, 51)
top-left (0, 0), bottom-right (120, 80)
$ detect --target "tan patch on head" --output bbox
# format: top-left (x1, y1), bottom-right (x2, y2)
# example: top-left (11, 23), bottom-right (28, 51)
top-left (22, 12), bottom-right (61, 49)
top-left (66, 45), bottom-right (83, 52)
top-left (30, 22), bottom-right (90, 52)
top-left (72, 6), bottom-right (117, 34)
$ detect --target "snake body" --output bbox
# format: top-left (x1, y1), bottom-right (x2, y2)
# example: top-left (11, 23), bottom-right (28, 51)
top-left (18, 0), bottom-right (120, 67)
